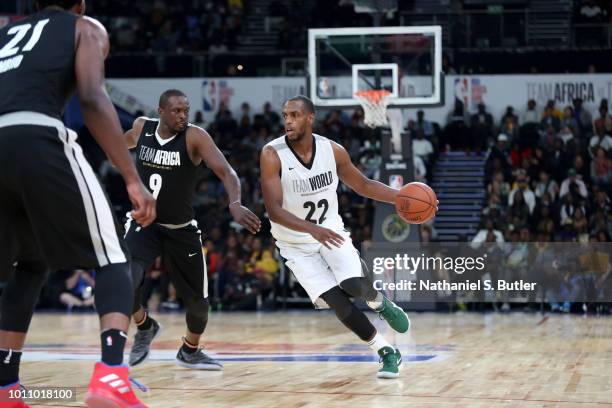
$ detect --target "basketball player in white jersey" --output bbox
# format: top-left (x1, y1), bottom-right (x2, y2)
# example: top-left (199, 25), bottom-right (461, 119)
top-left (260, 96), bottom-right (409, 378)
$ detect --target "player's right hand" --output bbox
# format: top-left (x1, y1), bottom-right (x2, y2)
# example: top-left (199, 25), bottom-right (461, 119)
top-left (310, 226), bottom-right (345, 249)
top-left (127, 181), bottom-right (156, 227)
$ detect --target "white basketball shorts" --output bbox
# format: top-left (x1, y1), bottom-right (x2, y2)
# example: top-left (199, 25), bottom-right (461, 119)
top-left (276, 230), bottom-right (363, 308)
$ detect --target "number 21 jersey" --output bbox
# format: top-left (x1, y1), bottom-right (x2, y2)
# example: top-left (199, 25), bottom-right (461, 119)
top-left (267, 134), bottom-right (344, 244)
top-left (0, 9), bottom-right (78, 118)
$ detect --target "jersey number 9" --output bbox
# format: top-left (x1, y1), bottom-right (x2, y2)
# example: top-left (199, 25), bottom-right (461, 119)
top-left (149, 173), bottom-right (162, 199)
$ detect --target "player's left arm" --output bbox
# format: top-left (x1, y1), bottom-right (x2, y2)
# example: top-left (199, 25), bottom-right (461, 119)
top-left (331, 141), bottom-right (398, 204)
top-left (188, 127), bottom-right (261, 234)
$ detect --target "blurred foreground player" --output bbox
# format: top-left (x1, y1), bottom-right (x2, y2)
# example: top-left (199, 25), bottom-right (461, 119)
top-left (0, 1), bottom-right (155, 407)
top-left (260, 96), bottom-right (409, 378)
top-left (124, 90), bottom-right (261, 369)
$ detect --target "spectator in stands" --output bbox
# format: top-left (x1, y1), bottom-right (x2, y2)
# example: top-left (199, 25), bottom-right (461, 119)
top-left (240, 102), bottom-right (251, 122)
top-left (522, 99), bottom-right (539, 125)
top-left (261, 102), bottom-right (281, 132)
top-left (412, 129), bottom-right (434, 164)
top-left (540, 100), bottom-right (562, 132)
top-left (546, 138), bottom-right (570, 182)
top-left (193, 111), bottom-right (205, 128)
top-left (559, 168), bottom-right (588, 199)
top-left (413, 155), bottom-right (427, 182)
top-left (557, 125), bottom-right (575, 146)
top-left (470, 102), bottom-right (494, 151)
top-left (534, 170), bottom-right (559, 201)
top-left (560, 106), bottom-right (579, 133)
top-left (591, 147), bottom-right (612, 185)
top-left (509, 177), bottom-right (536, 214)
top-left (560, 193), bottom-right (585, 227)
top-left (471, 218), bottom-right (504, 247)
top-left (487, 133), bottom-right (511, 171)
top-left (482, 196), bottom-right (505, 228)
top-left (573, 154), bottom-right (590, 184)
top-left (571, 207), bottom-right (589, 240)
top-left (221, 252), bottom-right (259, 311)
top-left (533, 204), bottom-right (556, 237)
top-left (49, 269), bottom-right (95, 310)
top-left (500, 106), bottom-right (519, 141)
top-left (487, 171), bottom-right (511, 204)
top-left (444, 100), bottom-right (470, 150)
top-left (507, 189), bottom-right (531, 228)
top-left (572, 98), bottom-right (593, 134)
top-left (589, 125), bottom-right (612, 156)
top-left (593, 105), bottom-right (612, 134)
top-left (539, 124), bottom-right (558, 152)
top-left (416, 110), bottom-right (435, 138)
top-left (324, 110), bottom-right (344, 141)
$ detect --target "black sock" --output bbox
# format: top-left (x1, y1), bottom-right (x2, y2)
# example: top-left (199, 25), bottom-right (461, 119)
top-left (136, 312), bottom-right (153, 331)
top-left (181, 338), bottom-right (198, 354)
top-left (100, 329), bottom-right (127, 366)
top-left (0, 349), bottom-right (21, 386)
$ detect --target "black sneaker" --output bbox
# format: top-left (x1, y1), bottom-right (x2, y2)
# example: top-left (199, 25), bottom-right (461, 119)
top-left (176, 347), bottom-right (223, 370)
top-left (128, 318), bottom-right (161, 367)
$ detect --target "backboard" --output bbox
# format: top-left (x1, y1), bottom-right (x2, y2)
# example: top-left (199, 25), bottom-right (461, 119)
top-left (308, 26), bottom-right (443, 108)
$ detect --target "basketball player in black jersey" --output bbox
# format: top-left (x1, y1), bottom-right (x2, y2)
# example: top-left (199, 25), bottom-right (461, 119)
top-left (0, 1), bottom-right (155, 407)
top-left (123, 89), bottom-right (261, 370)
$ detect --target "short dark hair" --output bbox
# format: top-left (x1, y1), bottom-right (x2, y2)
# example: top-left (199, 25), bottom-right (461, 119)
top-left (286, 95), bottom-right (315, 114)
top-left (36, 0), bottom-right (81, 9)
top-left (159, 89), bottom-right (187, 108)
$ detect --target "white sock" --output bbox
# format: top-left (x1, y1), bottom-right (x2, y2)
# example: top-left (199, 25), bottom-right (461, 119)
top-left (366, 292), bottom-right (384, 311)
top-left (367, 332), bottom-right (393, 353)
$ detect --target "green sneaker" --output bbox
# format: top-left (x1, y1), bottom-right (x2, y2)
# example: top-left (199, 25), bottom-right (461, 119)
top-left (377, 347), bottom-right (402, 379)
top-left (378, 297), bottom-right (410, 333)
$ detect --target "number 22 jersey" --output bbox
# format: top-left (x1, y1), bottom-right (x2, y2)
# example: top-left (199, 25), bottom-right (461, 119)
top-left (266, 134), bottom-right (344, 244)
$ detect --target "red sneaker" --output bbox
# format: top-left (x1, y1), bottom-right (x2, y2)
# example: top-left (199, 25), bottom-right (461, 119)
top-left (0, 383), bottom-right (30, 407)
top-left (85, 362), bottom-right (147, 408)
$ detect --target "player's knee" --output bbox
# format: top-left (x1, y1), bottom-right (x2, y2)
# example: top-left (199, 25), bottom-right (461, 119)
top-left (95, 262), bottom-right (134, 317)
top-left (185, 297), bottom-right (209, 318)
top-left (0, 261), bottom-right (48, 332)
top-left (340, 277), bottom-right (376, 301)
top-left (130, 262), bottom-right (146, 289)
top-left (184, 297), bottom-right (209, 334)
top-left (321, 286), bottom-right (353, 320)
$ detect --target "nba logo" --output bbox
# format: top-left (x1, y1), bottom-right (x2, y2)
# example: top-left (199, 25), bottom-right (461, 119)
top-left (389, 175), bottom-right (403, 189)
top-left (318, 78), bottom-right (331, 98)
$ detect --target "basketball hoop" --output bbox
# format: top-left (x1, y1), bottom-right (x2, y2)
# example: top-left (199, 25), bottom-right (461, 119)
top-left (354, 90), bottom-right (392, 128)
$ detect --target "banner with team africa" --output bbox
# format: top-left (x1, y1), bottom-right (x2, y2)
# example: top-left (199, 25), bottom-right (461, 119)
top-left (361, 242), bottom-right (612, 304)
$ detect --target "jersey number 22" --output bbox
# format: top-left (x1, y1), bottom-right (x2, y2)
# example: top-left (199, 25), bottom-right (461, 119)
top-left (304, 199), bottom-right (328, 224)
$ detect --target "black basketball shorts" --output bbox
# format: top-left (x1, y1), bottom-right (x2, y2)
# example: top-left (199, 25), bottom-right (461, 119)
top-left (0, 112), bottom-right (129, 276)
top-left (124, 217), bottom-right (208, 300)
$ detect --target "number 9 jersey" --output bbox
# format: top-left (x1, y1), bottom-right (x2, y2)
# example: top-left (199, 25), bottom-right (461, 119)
top-left (266, 134), bottom-right (344, 244)
top-left (135, 119), bottom-right (200, 225)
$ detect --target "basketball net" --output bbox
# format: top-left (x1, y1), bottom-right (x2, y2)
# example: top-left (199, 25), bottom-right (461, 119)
top-left (354, 90), bottom-right (392, 128)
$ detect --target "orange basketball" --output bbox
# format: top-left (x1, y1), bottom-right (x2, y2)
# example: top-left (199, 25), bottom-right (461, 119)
top-left (395, 182), bottom-right (438, 224)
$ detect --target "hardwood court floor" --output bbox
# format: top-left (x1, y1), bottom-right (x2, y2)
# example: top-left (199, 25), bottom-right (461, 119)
top-left (20, 311), bottom-right (612, 407)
